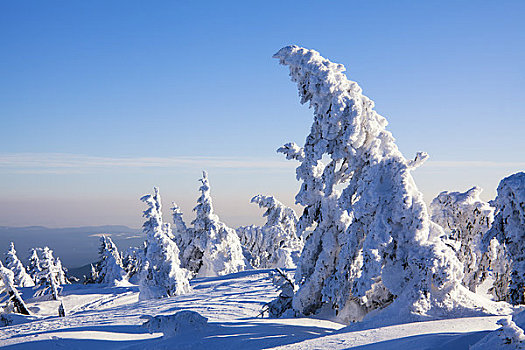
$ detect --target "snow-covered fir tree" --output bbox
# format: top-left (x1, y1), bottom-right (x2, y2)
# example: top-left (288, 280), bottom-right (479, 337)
top-left (181, 171), bottom-right (246, 277)
top-left (83, 264), bottom-right (98, 284)
top-left (26, 248), bottom-right (41, 284)
top-left (0, 261), bottom-right (31, 315)
top-left (272, 45), bottom-right (506, 323)
top-left (430, 186), bottom-right (494, 292)
top-left (139, 187), bottom-right (191, 300)
top-left (54, 257), bottom-right (69, 285)
top-left (5, 243), bottom-right (34, 287)
top-left (122, 245), bottom-right (144, 284)
top-left (482, 172), bottom-right (525, 305)
top-left (171, 203), bottom-right (191, 257)
top-left (94, 236), bottom-right (127, 285)
top-left (34, 247), bottom-right (61, 300)
top-left (237, 195), bottom-right (302, 268)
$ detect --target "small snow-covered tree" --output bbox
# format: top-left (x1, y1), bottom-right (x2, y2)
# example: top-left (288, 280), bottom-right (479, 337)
top-left (430, 186), bottom-right (494, 292)
top-left (26, 248), bottom-right (41, 283)
top-left (237, 195), bottom-right (302, 268)
top-left (0, 261), bottom-right (31, 315)
top-left (122, 245), bottom-right (144, 283)
top-left (482, 172), bottom-right (525, 305)
top-left (54, 257), bottom-right (69, 285)
top-left (181, 172), bottom-right (246, 277)
top-left (271, 45), bottom-right (501, 323)
top-left (34, 247), bottom-right (61, 300)
top-left (139, 187), bottom-right (191, 300)
top-left (84, 264), bottom-right (98, 284)
top-left (171, 203), bottom-right (191, 256)
top-left (5, 243), bottom-right (34, 287)
top-left (94, 236), bottom-right (127, 285)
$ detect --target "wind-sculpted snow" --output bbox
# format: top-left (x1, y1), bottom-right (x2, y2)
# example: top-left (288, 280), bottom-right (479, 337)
top-left (0, 270), bottom-right (516, 349)
top-left (273, 45), bottom-right (512, 324)
top-left (237, 195), bottom-right (302, 269)
top-left (430, 187), bottom-right (494, 292)
top-left (482, 172), bottom-right (525, 305)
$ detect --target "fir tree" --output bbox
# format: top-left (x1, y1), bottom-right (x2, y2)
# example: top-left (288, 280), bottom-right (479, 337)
top-left (94, 236), bottom-right (126, 285)
top-left (237, 195), bottom-right (302, 268)
top-left (139, 187), bottom-right (191, 300)
top-left (34, 247), bottom-right (61, 300)
top-left (430, 186), bottom-right (494, 292)
top-left (482, 172), bottom-right (525, 305)
top-left (271, 45), bottom-right (502, 323)
top-left (0, 261), bottom-right (31, 315)
top-left (182, 172), bottom-right (246, 277)
top-left (26, 248), bottom-right (41, 284)
top-left (5, 242), bottom-right (34, 287)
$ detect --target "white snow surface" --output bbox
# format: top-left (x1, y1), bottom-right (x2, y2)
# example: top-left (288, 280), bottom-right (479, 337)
top-left (0, 269), bottom-right (521, 349)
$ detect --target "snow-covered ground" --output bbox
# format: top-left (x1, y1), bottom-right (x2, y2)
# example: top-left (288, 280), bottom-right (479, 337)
top-left (0, 270), bottom-right (510, 349)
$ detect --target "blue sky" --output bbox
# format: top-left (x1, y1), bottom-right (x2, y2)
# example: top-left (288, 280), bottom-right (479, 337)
top-left (1, 1), bottom-right (524, 228)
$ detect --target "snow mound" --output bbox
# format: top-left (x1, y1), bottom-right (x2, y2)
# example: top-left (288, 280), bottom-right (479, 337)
top-left (472, 318), bottom-right (525, 349)
top-left (142, 310), bottom-right (209, 338)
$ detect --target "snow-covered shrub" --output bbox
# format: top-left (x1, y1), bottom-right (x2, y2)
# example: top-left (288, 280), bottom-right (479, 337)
top-left (26, 248), bottom-right (41, 284)
top-left (5, 243), bottom-right (34, 288)
top-left (181, 172), bottom-right (246, 277)
top-left (263, 268), bottom-right (296, 318)
top-left (139, 187), bottom-right (191, 300)
top-left (142, 310), bottom-right (209, 338)
top-left (237, 195), bottom-right (302, 268)
top-left (0, 261), bottom-right (31, 315)
top-left (430, 187), bottom-right (494, 292)
top-left (94, 236), bottom-right (127, 285)
top-left (33, 247), bottom-right (62, 300)
top-left (482, 172), bottom-right (525, 305)
top-left (272, 45), bottom-right (502, 322)
top-left (472, 318), bottom-right (525, 349)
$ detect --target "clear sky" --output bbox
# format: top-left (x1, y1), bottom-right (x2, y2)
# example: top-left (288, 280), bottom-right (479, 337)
top-left (1, 0), bottom-right (524, 228)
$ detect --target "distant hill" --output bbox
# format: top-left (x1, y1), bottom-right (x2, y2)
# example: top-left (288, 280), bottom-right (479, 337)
top-left (0, 225), bottom-right (143, 269)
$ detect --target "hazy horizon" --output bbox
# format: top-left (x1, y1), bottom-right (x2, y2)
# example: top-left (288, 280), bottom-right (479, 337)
top-left (1, 1), bottom-right (523, 229)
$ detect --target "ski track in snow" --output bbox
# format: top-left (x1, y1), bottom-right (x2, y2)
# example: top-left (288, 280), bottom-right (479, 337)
top-left (0, 270), bottom-right (508, 349)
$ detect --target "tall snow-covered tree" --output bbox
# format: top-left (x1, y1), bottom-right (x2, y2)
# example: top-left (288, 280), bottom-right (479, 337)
top-left (0, 261), bottom-right (31, 315)
top-left (272, 45), bottom-right (503, 323)
top-left (182, 172), bottom-right (246, 277)
top-left (26, 248), bottom-right (41, 283)
top-left (237, 195), bottom-right (302, 268)
top-left (430, 186), bottom-right (494, 292)
top-left (94, 236), bottom-right (127, 285)
top-left (139, 187), bottom-right (191, 300)
top-left (482, 172), bottom-right (525, 305)
top-left (5, 243), bottom-right (34, 287)
top-left (34, 247), bottom-right (61, 300)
